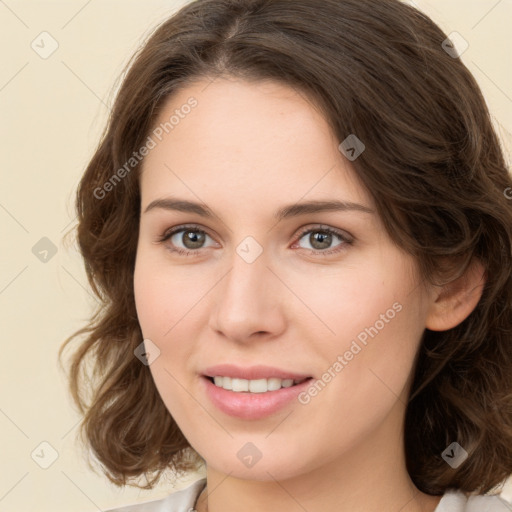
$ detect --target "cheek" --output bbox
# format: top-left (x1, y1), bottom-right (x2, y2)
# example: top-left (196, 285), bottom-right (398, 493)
top-left (133, 251), bottom-right (208, 340)
top-left (284, 260), bottom-right (408, 350)
top-left (133, 251), bottom-right (211, 387)
top-left (133, 259), bottom-right (199, 424)
top-left (291, 255), bottom-right (425, 400)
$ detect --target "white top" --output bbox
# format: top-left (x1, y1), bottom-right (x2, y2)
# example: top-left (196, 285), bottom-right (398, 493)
top-left (105, 478), bottom-right (512, 511)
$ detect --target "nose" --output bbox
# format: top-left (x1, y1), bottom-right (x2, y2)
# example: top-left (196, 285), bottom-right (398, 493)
top-left (208, 245), bottom-right (287, 344)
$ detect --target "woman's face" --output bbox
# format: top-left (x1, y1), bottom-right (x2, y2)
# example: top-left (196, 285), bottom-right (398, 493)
top-left (134, 77), bottom-right (435, 480)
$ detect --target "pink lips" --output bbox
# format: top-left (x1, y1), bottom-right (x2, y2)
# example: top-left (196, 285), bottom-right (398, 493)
top-left (201, 364), bottom-right (313, 420)
top-left (202, 364), bottom-right (311, 381)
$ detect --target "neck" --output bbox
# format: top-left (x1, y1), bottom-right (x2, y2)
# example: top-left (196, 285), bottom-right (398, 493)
top-left (196, 462), bottom-right (441, 512)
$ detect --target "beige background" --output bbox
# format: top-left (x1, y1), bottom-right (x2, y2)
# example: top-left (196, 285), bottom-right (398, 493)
top-left (0, 1), bottom-right (511, 510)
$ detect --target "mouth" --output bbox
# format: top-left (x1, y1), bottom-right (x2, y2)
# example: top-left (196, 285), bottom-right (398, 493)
top-left (200, 364), bottom-right (315, 418)
top-left (201, 372), bottom-right (315, 419)
top-left (204, 375), bottom-right (313, 393)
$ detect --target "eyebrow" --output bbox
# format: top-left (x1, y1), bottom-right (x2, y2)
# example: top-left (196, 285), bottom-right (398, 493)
top-left (143, 198), bottom-right (375, 221)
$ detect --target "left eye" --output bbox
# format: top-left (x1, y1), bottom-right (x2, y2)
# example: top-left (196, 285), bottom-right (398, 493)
top-left (294, 227), bottom-right (352, 254)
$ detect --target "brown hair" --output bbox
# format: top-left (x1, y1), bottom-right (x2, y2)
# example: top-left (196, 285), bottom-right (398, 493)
top-left (59, 0), bottom-right (512, 495)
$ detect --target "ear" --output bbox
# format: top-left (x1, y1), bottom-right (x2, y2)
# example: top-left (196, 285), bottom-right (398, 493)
top-left (425, 257), bottom-right (486, 332)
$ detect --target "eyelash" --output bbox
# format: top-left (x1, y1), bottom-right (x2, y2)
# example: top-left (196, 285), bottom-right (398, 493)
top-left (155, 224), bottom-right (353, 258)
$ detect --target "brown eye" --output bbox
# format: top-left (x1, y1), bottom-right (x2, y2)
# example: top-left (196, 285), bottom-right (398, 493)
top-left (294, 226), bottom-right (353, 256)
top-left (158, 225), bottom-right (216, 256)
top-left (177, 229), bottom-right (207, 249)
top-left (304, 231), bottom-right (333, 250)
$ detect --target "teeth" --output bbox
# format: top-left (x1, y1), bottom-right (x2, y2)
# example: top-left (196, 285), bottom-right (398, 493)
top-left (232, 378), bottom-right (249, 392)
top-left (222, 376), bottom-right (232, 390)
top-left (211, 376), bottom-right (301, 393)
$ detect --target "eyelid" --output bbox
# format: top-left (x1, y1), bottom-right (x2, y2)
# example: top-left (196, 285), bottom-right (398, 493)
top-left (157, 223), bottom-right (353, 241)
top-left (156, 223), bottom-right (218, 247)
top-left (294, 223), bottom-right (354, 243)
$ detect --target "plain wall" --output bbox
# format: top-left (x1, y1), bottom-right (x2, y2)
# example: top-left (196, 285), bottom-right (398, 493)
top-left (0, 1), bottom-right (511, 510)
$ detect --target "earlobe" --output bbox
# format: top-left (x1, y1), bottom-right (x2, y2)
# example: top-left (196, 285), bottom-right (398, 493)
top-left (425, 258), bottom-right (487, 332)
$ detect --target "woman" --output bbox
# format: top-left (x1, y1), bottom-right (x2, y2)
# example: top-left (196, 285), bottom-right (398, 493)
top-left (60, 0), bottom-right (512, 510)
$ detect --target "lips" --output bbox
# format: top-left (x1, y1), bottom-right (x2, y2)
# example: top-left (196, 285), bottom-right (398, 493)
top-left (200, 364), bottom-right (314, 419)
top-left (210, 375), bottom-right (308, 393)
top-left (202, 363), bottom-right (312, 381)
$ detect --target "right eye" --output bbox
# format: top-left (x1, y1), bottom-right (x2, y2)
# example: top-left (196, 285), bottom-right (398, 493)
top-left (157, 224), bottom-right (218, 257)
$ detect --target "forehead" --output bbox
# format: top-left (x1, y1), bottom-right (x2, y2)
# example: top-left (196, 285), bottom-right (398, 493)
top-left (140, 77), bottom-right (373, 211)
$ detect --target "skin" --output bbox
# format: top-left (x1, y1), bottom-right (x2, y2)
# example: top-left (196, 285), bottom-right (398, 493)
top-left (133, 76), bottom-right (485, 512)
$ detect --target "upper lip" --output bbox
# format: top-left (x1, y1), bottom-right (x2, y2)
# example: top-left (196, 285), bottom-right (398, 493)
top-left (202, 364), bottom-right (312, 381)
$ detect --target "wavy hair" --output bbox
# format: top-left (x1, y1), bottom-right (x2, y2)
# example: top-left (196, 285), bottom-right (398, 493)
top-left (59, 0), bottom-right (512, 494)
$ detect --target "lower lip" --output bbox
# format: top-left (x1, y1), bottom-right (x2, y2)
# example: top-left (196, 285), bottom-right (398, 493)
top-left (202, 376), bottom-right (313, 420)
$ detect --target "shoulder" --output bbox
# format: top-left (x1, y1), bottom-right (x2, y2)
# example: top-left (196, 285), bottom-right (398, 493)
top-left (104, 478), bottom-right (207, 512)
top-left (436, 488), bottom-right (512, 512)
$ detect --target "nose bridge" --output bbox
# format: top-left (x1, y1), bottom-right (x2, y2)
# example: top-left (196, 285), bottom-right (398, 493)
top-left (221, 242), bottom-right (271, 314)
top-left (210, 238), bottom-right (285, 340)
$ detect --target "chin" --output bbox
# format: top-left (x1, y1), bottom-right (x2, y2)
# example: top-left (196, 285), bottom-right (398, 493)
top-left (194, 439), bottom-right (316, 482)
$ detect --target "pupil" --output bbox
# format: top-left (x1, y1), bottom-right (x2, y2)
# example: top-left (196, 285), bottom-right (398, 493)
top-left (311, 232), bottom-right (331, 249)
top-left (184, 230), bottom-right (205, 249)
